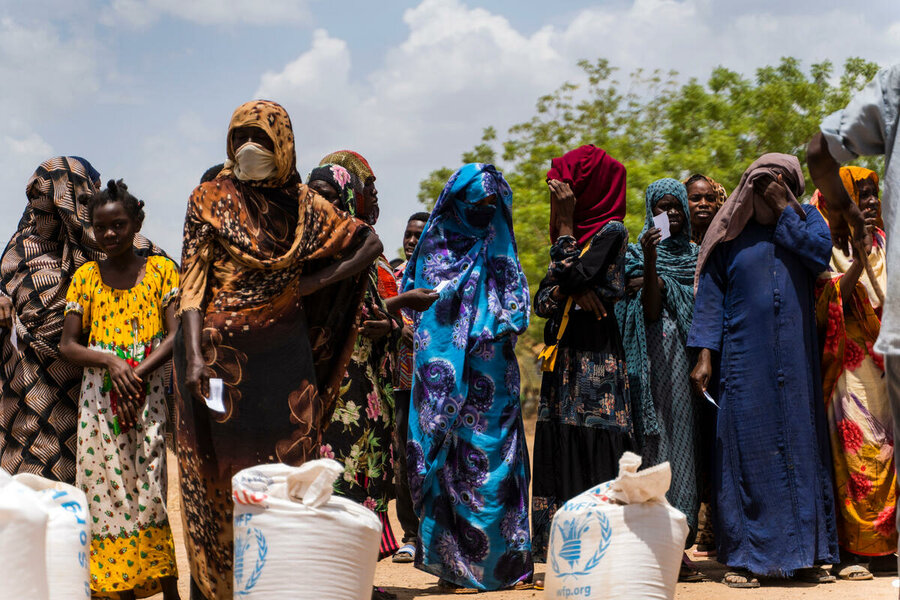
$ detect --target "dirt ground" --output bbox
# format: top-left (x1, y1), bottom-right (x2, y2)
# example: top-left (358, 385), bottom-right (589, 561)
top-left (157, 417), bottom-right (898, 600)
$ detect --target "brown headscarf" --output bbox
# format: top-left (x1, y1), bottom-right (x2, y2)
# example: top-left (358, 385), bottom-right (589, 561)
top-left (695, 153), bottom-right (805, 288)
top-left (220, 100), bottom-right (298, 187)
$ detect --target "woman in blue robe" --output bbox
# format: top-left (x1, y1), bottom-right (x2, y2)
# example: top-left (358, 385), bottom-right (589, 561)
top-left (402, 163), bottom-right (533, 592)
top-left (688, 154), bottom-right (839, 587)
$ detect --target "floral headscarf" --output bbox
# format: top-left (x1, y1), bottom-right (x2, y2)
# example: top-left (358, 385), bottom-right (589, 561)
top-left (307, 164), bottom-right (360, 215)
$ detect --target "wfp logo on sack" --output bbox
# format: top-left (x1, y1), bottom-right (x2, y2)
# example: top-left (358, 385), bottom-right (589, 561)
top-left (550, 510), bottom-right (611, 579)
top-left (234, 513), bottom-right (267, 595)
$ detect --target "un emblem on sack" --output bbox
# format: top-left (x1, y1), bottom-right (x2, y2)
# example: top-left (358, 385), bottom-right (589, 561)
top-left (550, 511), bottom-right (612, 579)
top-left (234, 514), bottom-right (268, 595)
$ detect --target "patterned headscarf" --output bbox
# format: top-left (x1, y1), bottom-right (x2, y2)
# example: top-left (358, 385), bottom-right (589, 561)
top-left (615, 178), bottom-right (698, 439)
top-left (220, 100), bottom-right (298, 188)
top-left (810, 166), bottom-right (883, 230)
top-left (695, 153), bottom-right (805, 289)
top-left (319, 150), bottom-right (374, 181)
top-left (319, 150), bottom-right (375, 216)
top-left (546, 145), bottom-right (627, 245)
top-left (401, 164), bottom-right (529, 524)
top-left (402, 162), bottom-right (529, 354)
top-left (307, 164), bottom-right (360, 215)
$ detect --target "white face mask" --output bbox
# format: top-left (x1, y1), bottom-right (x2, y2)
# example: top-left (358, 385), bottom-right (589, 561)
top-left (232, 142), bottom-right (277, 181)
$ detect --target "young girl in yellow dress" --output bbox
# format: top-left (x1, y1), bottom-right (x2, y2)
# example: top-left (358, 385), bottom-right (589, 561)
top-left (60, 180), bottom-right (180, 599)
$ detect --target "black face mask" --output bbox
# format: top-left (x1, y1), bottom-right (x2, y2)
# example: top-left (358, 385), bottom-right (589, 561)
top-left (465, 204), bottom-right (496, 228)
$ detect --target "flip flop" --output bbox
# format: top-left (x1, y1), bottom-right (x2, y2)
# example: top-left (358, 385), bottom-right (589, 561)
top-left (392, 543), bottom-right (415, 563)
top-left (722, 570), bottom-right (760, 588)
top-left (505, 581), bottom-right (533, 590)
top-left (836, 563), bottom-right (874, 581)
top-left (794, 567), bottom-right (836, 584)
top-left (679, 553), bottom-right (706, 582)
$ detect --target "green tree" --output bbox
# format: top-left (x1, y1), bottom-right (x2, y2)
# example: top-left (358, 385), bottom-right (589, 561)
top-left (419, 57), bottom-right (881, 352)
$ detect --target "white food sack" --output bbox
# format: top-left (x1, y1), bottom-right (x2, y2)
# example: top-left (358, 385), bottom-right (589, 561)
top-left (14, 473), bottom-right (91, 600)
top-left (0, 469), bottom-right (50, 600)
top-left (545, 452), bottom-right (688, 600)
top-left (232, 460), bottom-right (382, 599)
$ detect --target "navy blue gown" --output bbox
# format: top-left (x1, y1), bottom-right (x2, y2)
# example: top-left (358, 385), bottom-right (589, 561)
top-left (688, 205), bottom-right (839, 576)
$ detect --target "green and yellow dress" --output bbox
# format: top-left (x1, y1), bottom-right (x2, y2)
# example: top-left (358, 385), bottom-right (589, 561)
top-left (64, 255), bottom-right (179, 597)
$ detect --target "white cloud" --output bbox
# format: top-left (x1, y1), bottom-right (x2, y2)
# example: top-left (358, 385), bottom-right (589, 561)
top-left (0, 18), bottom-right (98, 119)
top-left (255, 0), bottom-right (900, 259)
top-left (102, 0), bottom-right (311, 28)
top-left (0, 17), bottom-right (99, 246)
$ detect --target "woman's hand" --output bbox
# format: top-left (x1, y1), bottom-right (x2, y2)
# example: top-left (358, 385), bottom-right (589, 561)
top-left (0, 296), bottom-right (12, 328)
top-left (690, 348), bottom-right (713, 396)
top-left (401, 288), bottom-right (439, 312)
top-left (401, 325), bottom-right (414, 345)
top-left (548, 179), bottom-right (576, 221)
top-left (361, 307), bottom-right (393, 340)
top-left (640, 227), bottom-right (661, 265)
top-left (625, 277), bottom-right (644, 296)
top-left (761, 174), bottom-right (805, 220)
top-left (185, 351), bottom-right (209, 402)
top-left (297, 274), bottom-right (323, 297)
top-left (105, 355), bottom-right (143, 401)
top-left (572, 289), bottom-right (606, 320)
top-left (549, 179), bottom-right (576, 238)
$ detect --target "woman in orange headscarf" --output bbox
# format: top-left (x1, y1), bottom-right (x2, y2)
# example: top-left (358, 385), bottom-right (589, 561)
top-left (812, 166), bottom-right (895, 580)
top-left (176, 101), bottom-right (383, 599)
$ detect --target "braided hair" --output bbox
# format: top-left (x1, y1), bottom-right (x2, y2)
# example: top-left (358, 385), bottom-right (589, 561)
top-left (86, 179), bottom-right (145, 228)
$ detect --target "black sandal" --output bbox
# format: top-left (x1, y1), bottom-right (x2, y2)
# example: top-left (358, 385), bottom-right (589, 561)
top-left (794, 566), bottom-right (836, 584)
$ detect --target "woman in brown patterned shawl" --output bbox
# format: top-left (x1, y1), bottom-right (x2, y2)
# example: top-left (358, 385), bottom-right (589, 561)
top-left (0, 156), bottom-right (163, 483)
top-left (175, 100), bottom-right (382, 600)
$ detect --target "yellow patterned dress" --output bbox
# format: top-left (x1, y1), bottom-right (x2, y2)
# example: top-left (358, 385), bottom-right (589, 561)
top-left (64, 255), bottom-right (179, 597)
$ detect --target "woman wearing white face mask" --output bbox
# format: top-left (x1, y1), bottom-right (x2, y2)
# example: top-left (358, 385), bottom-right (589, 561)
top-left (229, 127), bottom-right (279, 181)
top-left (175, 100), bottom-right (384, 600)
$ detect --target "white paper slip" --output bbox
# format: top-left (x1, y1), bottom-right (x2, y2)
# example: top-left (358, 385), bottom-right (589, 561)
top-left (434, 280), bottom-right (452, 294)
top-left (205, 378), bottom-right (225, 413)
top-left (9, 319), bottom-right (17, 353)
top-left (703, 390), bottom-right (719, 408)
top-left (653, 212), bottom-right (671, 241)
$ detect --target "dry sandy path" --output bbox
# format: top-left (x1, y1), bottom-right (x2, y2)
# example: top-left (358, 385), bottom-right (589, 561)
top-left (156, 416), bottom-right (897, 600)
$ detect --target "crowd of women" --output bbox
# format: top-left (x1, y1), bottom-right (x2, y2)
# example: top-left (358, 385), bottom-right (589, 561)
top-left (0, 93), bottom-right (895, 599)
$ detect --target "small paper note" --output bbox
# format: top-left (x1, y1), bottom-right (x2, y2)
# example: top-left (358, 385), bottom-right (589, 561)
top-left (653, 212), bottom-right (671, 241)
top-left (205, 378), bottom-right (225, 413)
top-left (434, 280), bottom-right (452, 294)
top-left (9, 319), bottom-right (17, 353)
top-left (703, 390), bottom-right (719, 408)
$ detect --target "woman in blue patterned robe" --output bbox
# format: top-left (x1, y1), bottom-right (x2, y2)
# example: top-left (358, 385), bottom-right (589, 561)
top-left (402, 163), bottom-right (532, 592)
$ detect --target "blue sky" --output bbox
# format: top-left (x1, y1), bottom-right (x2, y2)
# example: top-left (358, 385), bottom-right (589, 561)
top-left (0, 0), bottom-right (897, 259)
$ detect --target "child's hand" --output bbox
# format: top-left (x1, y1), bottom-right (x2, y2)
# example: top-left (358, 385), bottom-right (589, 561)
top-left (116, 393), bottom-right (145, 429)
top-left (106, 355), bottom-right (143, 401)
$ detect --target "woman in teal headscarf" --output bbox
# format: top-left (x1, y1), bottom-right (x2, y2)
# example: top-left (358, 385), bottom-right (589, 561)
top-left (615, 178), bottom-right (703, 580)
top-left (402, 163), bottom-right (533, 592)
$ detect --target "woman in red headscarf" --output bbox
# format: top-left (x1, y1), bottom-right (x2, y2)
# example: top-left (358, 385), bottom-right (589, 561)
top-left (531, 145), bottom-right (632, 571)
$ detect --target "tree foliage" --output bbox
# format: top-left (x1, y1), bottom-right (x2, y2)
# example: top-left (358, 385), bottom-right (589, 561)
top-left (418, 57), bottom-right (882, 349)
